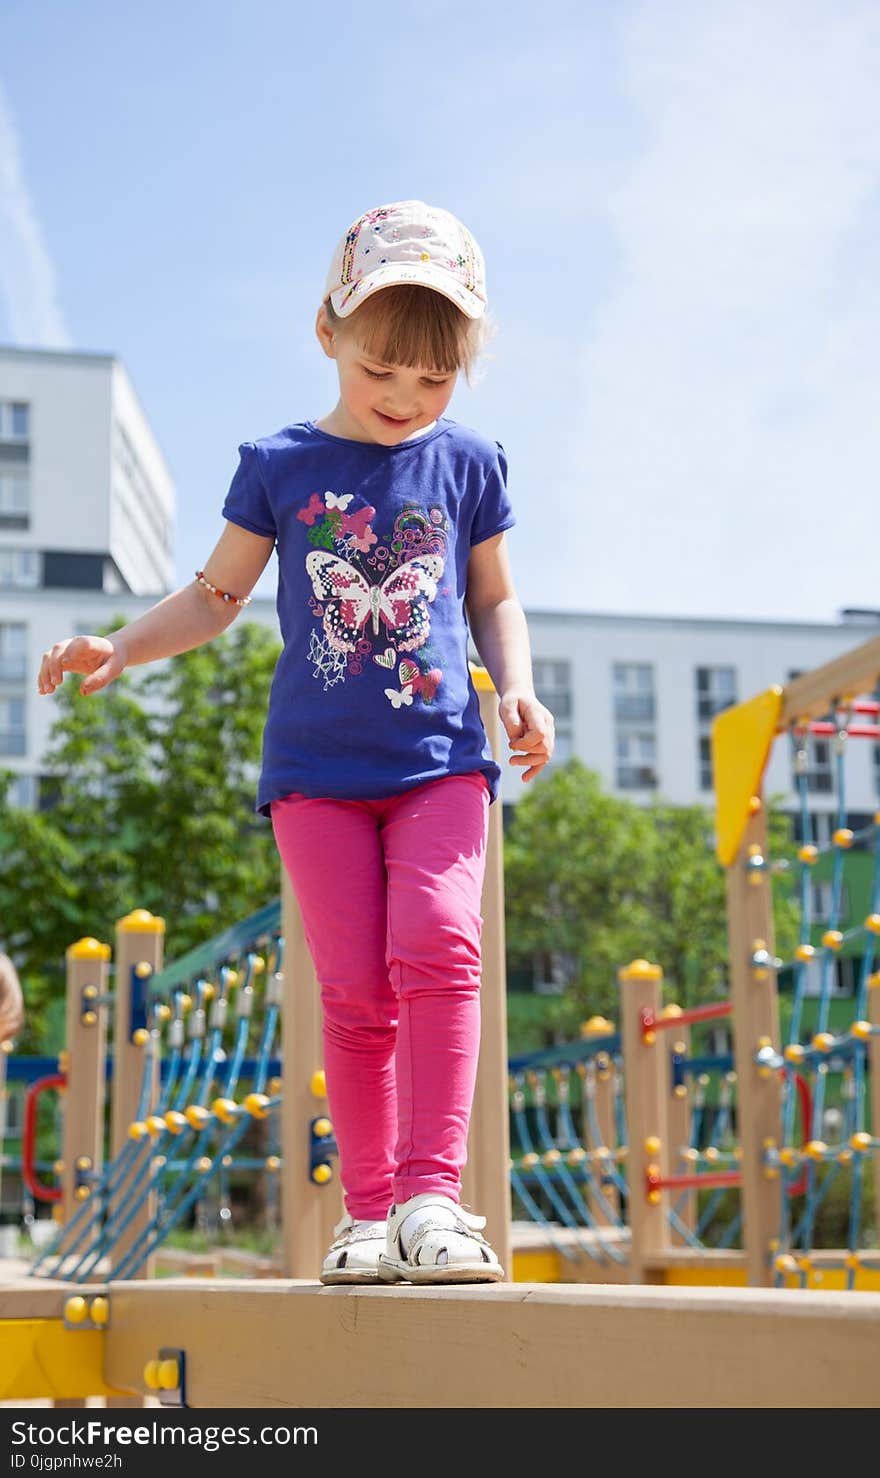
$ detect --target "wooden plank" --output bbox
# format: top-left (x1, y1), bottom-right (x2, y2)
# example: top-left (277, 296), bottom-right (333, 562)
top-left (779, 634), bottom-right (880, 727)
top-left (104, 1277), bottom-right (880, 1408)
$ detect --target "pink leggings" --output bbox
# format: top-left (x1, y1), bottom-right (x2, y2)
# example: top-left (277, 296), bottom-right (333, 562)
top-left (271, 771), bottom-right (490, 1220)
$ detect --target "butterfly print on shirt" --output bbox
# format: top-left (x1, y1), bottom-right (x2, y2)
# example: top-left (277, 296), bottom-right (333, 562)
top-left (305, 550), bottom-right (444, 654)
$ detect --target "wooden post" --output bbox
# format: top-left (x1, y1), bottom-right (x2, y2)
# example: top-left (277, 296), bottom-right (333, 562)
top-left (725, 797), bottom-right (781, 1288)
top-left (280, 871), bottom-right (343, 1279)
top-left (664, 1015), bottom-right (695, 1244)
top-left (579, 1022), bottom-right (620, 1226)
top-left (59, 938), bottom-right (110, 1245)
top-left (620, 959), bottom-right (669, 1283)
top-left (460, 671), bottom-right (512, 1276)
top-left (108, 909), bottom-right (164, 1280)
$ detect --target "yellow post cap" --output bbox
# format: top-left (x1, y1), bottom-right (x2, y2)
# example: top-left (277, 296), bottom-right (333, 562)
top-left (66, 937), bottom-right (112, 961)
top-left (117, 908), bottom-right (165, 934)
top-left (65, 1296), bottom-right (89, 1324)
top-left (618, 959), bottom-right (663, 982)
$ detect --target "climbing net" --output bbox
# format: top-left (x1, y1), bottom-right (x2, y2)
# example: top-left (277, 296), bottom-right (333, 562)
top-left (762, 698), bottom-right (880, 1288)
top-left (30, 909), bottom-right (284, 1283)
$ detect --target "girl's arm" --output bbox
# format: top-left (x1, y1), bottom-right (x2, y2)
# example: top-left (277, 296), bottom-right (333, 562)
top-left (38, 523), bottom-right (275, 695)
top-left (464, 533), bottom-right (555, 783)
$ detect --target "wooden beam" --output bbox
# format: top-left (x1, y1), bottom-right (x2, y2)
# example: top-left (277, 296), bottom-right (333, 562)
top-left (780, 634), bottom-right (880, 727)
top-left (103, 1277), bottom-right (880, 1408)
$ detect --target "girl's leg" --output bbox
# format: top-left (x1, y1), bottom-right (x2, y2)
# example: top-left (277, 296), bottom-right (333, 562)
top-left (271, 793), bottom-right (396, 1221)
top-left (379, 771), bottom-right (490, 1206)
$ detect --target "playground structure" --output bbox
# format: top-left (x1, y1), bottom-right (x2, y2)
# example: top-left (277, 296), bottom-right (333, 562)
top-left (2, 647), bottom-right (880, 1405)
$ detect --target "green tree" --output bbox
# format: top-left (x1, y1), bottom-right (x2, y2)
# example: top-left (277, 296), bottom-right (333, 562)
top-left (0, 616), bottom-right (282, 1052)
top-left (504, 759), bottom-right (800, 1044)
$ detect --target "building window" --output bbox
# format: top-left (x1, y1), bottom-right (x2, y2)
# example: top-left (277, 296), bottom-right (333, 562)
top-left (0, 695), bottom-right (26, 756)
top-left (0, 623), bottom-right (27, 683)
top-left (616, 730), bottom-right (658, 790)
top-left (696, 666), bottom-right (737, 722)
top-left (809, 881), bottom-right (849, 925)
top-left (613, 663), bottom-right (655, 722)
top-left (798, 736), bottom-right (834, 794)
top-left (533, 659), bottom-right (574, 770)
top-left (0, 402), bottom-right (29, 442)
top-left (614, 664), bottom-right (658, 789)
top-left (0, 470), bottom-right (29, 515)
top-left (695, 666), bottom-right (737, 791)
top-left (4, 772), bottom-right (36, 809)
top-left (0, 548), bottom-right (38, 590)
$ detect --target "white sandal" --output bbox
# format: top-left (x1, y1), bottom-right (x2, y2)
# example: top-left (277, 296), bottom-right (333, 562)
top-left (378, 1193), bottom-right (505, 1285)
top-left (319, 1213), bottom-right (387, 1286)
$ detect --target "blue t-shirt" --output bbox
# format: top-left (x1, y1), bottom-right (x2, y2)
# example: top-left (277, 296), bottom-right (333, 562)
top-left (221, 417), bottom-right (516, 817)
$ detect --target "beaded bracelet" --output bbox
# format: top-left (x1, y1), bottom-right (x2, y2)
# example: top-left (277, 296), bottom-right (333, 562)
top-left (194, 569), bottom-right (252, 607)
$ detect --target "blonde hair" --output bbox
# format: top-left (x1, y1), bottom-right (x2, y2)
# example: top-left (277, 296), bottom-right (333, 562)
top-left (324, 284), bottom-right (494, 386)
top-left (0, 952), bottom-right (24, 1042)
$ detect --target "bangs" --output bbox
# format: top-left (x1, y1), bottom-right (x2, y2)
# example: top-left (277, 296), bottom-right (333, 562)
top-left (330, 284), bottom-right (483, 377)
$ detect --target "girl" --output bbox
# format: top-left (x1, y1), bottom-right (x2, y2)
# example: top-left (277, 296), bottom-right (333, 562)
top-left (37, 199), bottom-right (555, 1285)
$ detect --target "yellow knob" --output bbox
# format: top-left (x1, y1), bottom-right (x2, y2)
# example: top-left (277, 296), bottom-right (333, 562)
top-left (185, 1105), bottom-right (211, 1131)
top-left (821, 930), bottom-right (843, 951)
top-left (313, 1116), bottom-right (332, 1138)
top-left (146, 1115), bottom-right (166, 1138)
top-left (53, 1159), bottom-right (65, 1175)
top-left (75, 1185), bottom-right (90, 1202)
top-left (865, 914), bottom-right (880, 935)
top-left (164, 1111), bottom-right (187, 1136)
top-left (65, 1296), bottom-right (88, 1324)
top-left (798, 845), bottom-right (818, 864)
top-left (75, 1156), bottom-right (91, 1171)
top-left (833, 828), bottom-right (854, 849)
top-left (83, 985), bottom-right (98, 1001)
top-left (196, 1156), bottom-right (213, 1173)
top-left (644, 1136), bottom-right (662, 1156)
top-left (795, 944), bottom-right (815, 961)
top-left (805, 1140), bottom-right (828, 1160)
top-left (143, 1359), bottom-right (161, 1391)
top-left (156, 1004), bottom-right (172, 1022)
top-left (543, 1149), bottom-right (560, 1166)
top-left (812, 1033), bottom-right (835, 1053)
top-left (521, 1152), bottom-right (538, 1168)
top-left (178, 994), bottom-right (192, 1013)
top-left (265, 1154), bottom-right (281, 1172)
top-left (158, 1358), bottom-right (179, 1390)
top-left (212, 1097), bottom-right (238, 1124)
top-left (89, 1297), bottom-right (109, 1326)
top-left (132, 1028), bottom-right (150, 1046)
top-left (647, 1189), bottom-right (662, 1206)
top-left (244, 1093), bottom-right (270, 1119)
top-left (82, 1010), bottom-right (97, 1027)
top-left (851, 1020), bottom-right (873, 1040)
top-left (851, 1132), bottom-right (873, 1152)
top-left (311, 1163), bottom-right (333, 1184)
top-left (705, 1146), bottom-right (720, 1162)
top-left (128, 1121), bottom-right (149, 1141)
top-left (775, 1253), bottom-right (798, 1274)
top-left (784, 1044), bottom-right (805, 1064)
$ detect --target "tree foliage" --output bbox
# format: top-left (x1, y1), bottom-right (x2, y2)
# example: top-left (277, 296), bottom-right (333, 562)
top-left (0, 617), bottom-right (282, 1052)
top-left (504, 758), bottom-right (799, 1041)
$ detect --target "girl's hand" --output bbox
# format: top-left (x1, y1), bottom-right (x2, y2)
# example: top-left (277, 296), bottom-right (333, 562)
top-left (37, 635), bottom-right (127, 697)
top-left (498, 689), bottom-right (555, 783)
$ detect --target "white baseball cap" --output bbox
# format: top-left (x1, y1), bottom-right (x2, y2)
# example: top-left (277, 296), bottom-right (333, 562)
top-left (325, 200), bottom-right (487, 320)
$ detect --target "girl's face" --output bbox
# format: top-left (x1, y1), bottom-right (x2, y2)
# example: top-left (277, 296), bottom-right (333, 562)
top-left (317, 307), bottom-right (458, 445)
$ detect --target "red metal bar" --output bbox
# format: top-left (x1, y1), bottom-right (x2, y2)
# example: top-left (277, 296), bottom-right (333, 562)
top-left (647, 1167), bottom-right (742, 1194)
top-left (807, 722), bottom-right (879, 739)
top-left (22, 1073), bottom-right (66, 1203)
top-left (641, 1000), bottom-right (732, 1038)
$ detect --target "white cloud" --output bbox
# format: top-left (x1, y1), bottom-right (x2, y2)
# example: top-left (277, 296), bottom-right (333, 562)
top-left (567, 1), bottom-right (880, 621)
top-left (0, 82), bottom-right (71, 347)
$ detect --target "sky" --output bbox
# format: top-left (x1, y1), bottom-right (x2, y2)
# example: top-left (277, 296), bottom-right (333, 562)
top-left (1, 0), bottom-right (878, 622)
